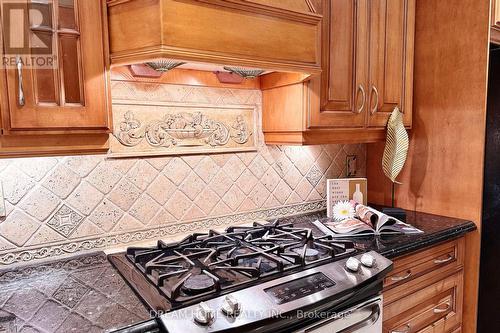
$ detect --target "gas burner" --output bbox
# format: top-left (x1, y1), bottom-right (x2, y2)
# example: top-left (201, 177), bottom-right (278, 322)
top-left (112, 220), bottom-right (358, 310)
top-left (293, 248), bottom-right (320, 261)
top-left (183, 275), bottom-right (216, 294)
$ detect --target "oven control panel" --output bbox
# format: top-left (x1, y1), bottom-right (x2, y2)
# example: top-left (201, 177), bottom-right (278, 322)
top-left (265, 272), bottom-right (336, 304)
top-left (160, 251), bottom-right (393, 333)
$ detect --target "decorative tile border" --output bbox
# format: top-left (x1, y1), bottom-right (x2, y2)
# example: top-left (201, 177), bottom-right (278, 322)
top-left (0, 200), bottom-right (326, 265)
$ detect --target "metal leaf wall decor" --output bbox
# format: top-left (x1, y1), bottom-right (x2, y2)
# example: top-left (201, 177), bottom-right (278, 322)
top-left (382, 107), bottom-right (409, 183)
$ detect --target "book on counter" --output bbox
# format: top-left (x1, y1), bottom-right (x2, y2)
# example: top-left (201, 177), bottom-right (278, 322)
top-left (326, 178), bottom-right (367, 218)
top-left (313, 201), bottom-right (423, 237)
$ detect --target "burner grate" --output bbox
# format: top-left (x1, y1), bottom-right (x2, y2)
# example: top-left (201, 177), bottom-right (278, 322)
top-left (121, 220), bottom-right (357, 307)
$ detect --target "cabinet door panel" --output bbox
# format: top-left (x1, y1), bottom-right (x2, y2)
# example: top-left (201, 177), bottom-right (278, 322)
top-left (368, 0), bottom-right (414, 128)
top-left (3, 0), bottom-right (109, 132)
top-left (309, 0), bottom-right (368, 128)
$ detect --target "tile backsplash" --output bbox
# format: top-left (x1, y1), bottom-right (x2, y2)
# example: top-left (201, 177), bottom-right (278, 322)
top-left (0, 80), bottom-right (366, 265)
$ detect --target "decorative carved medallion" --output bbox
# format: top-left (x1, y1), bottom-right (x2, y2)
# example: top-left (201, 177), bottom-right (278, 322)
top-left (110, 103), bottom-right (258, 157)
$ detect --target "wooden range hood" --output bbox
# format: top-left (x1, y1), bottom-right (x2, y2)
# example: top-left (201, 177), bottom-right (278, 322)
top-left (106, 0), bottom-right (322, 73)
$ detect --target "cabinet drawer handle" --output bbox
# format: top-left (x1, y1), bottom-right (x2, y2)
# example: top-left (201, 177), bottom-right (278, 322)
top-left (370, 85), bottom-right (379, 114)
top-left (356, 85), bottom-right (366, 113)
top-left (391, 324), bottom-right (411, 333)
top-left (16, 55), bottom-right (25, 106)
top-left (433, 302), bottom-right (451, 314)
top-left (390, 270), bottom-right (412, 282)
top-left (433, 254), bottom-right (454, 265)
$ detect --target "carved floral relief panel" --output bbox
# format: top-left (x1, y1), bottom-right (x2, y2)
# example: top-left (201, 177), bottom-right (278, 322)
top-left (110, 102), bottom-right (258, 157)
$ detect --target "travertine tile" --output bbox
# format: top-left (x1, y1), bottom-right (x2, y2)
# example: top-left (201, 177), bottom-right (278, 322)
top-left (14, 157), bottom-right (57, 181)
top-left (260, 167), bottom-right (281, 192)
top-left (0, 236), bottom-right (16, 251)
top-left (164, 158), bottom-right (191, 186)
top-left (273, 180), bottom-right (293, 204)
top-left (0, 210), bottom-right (40, 246)
top-left (146, 156), bottom-right (171, 171)
top-left (70, 220), bottom-right (103, 239)
top-left (88, 199), bottom-right (123, 232)
top-left (165, 191), bottom-right (192, 220)
top-left (282, 165), bottom-right (302, 189)
top-left (210, 201), bottom-right (232, 216)
top-left (112, 214), bottom-right (143, 232)
top-left (222, 185), bottom-right (246, 210)
top-left (42, 164), bottom-right (81, 199)
top-left (295, 178), bottom-right (314, 201)
top-left (146, 174), bottom-right (176, 205)
top-left (194, 156), bottom-right (219, 183)
top-left (126, 160), bottom-right (158, 191)
top-left (194, 188), bottom-right (220, 215)
top-left (248, 154), bottom-right (269, 178)
top-left (18, 186), bottom-right (59, 221)
top-left (66, 182), bottom-right (104, 215)
top-left (248, 183), bottom-right (271, 207)
top-left (183, 205), bottom-right (206, 220)
top-left (46, 205), bottom-right (85, 238)
top-left (210, 170), bottom-right (233, 198)
top-left (235, 169), bottom-right (258, 195)
top-left (306, 165), bottom-right (323, 187)
top-left (108, 179), bottom-right (141, 211)
top-left (25, 225), bottom-right (66, 246)
top-left (179, 172), bottom-right (205, 200)
top-left (86, 163), bottom-right (122, 194)
top-left (1, 165), bottom-right (36, 204)
top-left (150, 208), bottom-right (175, 226)
top-left (316, 151), bottom-right (333, 172)
top-left (0, 79), bottom-right (366, 265)
top-left (63, 155), bottom-right (101, 177)
top-left (129, 194), bottom-right (161, 224)
top-left (222, 155), bottom-right (246, 181)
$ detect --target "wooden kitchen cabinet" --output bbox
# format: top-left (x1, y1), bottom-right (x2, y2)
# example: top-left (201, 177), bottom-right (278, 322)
top-left (0, 0), bottom-right (111, 156)
top-left (107, 0), bottom-right (322, 73)
top-left (262, 0), bottom-right (415, 145)
top-left (367, 0), bottom-right (414, 127)
top-left (383, 238), bottom-right (465, 333)
top-left (1, 0), bottom-right (111, 133)
top-left (492, 0), bottom-right (500, 44)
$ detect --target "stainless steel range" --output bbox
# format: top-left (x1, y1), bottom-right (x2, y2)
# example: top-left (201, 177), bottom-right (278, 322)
top-left (109, 220), bottom-right (392, 333)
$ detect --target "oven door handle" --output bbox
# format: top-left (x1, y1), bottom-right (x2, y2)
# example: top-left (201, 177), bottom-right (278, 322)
top-left (110, 319), bottom-right (160, 333)
top-left (304, 301), bottom-right (381, 333)
top-left (338, 303), bottom-right (381, 333)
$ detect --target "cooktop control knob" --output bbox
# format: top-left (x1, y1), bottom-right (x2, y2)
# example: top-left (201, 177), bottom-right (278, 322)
top-left (346, 257), bottom-right (361, 272)
top-left (360, 253), bottom-right (375, 268)
top-left (194, 302), bottom-right (214, 325)
top-left (221, 294), bottom-right (241, 316)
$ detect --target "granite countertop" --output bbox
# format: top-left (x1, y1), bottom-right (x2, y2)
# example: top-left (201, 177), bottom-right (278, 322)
top-left (278, 208), bottom-right (477, 259)
top-left (0, 252), bottom-right (150, 333)
top-left (0, 208), bottom-right (476, 332)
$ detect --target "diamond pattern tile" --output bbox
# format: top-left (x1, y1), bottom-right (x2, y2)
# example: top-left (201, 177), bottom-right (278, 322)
top-left (126, 160), bottom-right (158, 191)
top-left (222, 155), bottom-right (246, 181)
top-left (146, 174), bottom-right (176, 205)
top-left (52, 276), bottom-right (90, 308)
top-left (164, 158), bottom-right (191, 185)
top-left (42, 164), bottom-right (81, 199)
top-left (0, 76), bottom-right (366, 263)
top-left (108, 179), bottom-right (142, 211)
top-left (18, 186), bottom-right (59, 221)
top-left (46, 205), bottom-right (85, 238)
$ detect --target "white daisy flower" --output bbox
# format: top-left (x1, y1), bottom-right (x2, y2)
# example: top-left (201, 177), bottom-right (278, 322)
top-left (332, 201), bottom-right (355, 221)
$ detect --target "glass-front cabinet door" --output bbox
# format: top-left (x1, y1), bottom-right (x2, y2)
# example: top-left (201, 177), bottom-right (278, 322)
top-left (1, 0), bottom-right (110, 133)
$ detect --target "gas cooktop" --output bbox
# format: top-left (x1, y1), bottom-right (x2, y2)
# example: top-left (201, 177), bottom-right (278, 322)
top-left (108, 220), bottom-right (357, 311)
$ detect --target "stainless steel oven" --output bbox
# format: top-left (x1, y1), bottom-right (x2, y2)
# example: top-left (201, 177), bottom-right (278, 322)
top-left (297, 296), bottom-right (382, 333)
